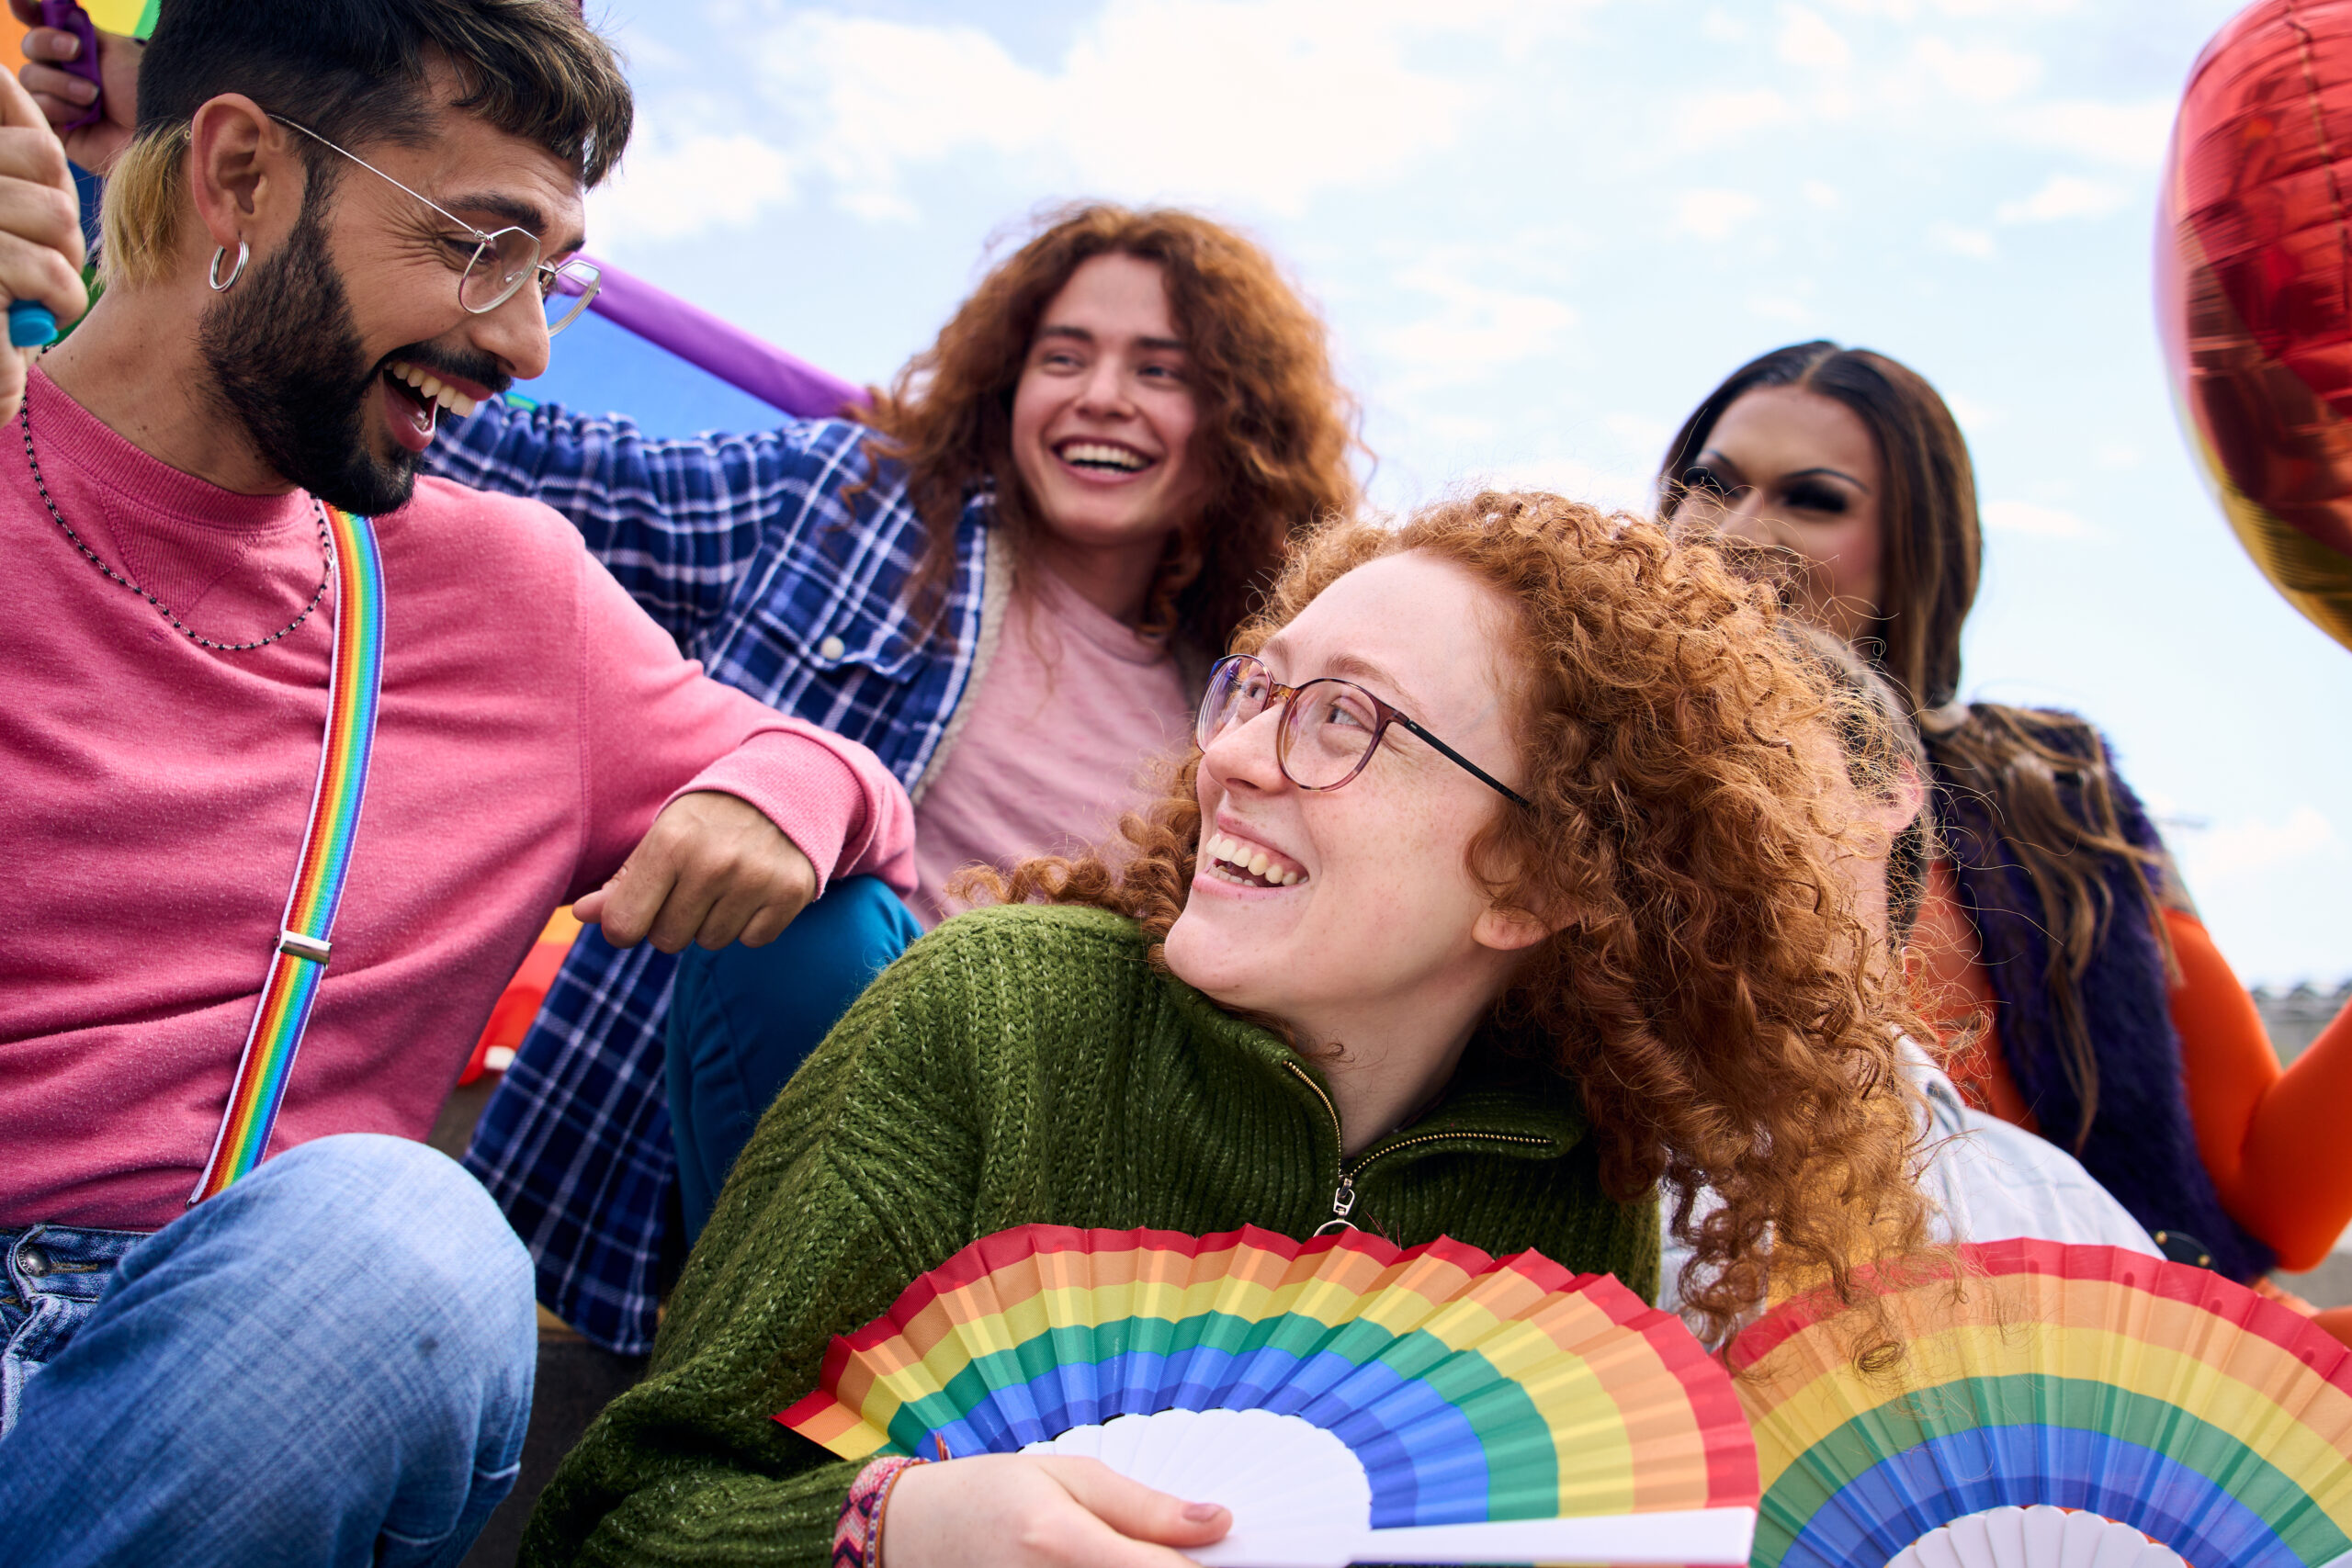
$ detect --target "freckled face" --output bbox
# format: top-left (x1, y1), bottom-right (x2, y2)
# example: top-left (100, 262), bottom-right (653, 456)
top-left (1163, 551), bottom-right (1529, 1033)
top-left (1677, 386), bottom-right (1887, 646)
top-left (1009, 252), bottom-right (1209, 552)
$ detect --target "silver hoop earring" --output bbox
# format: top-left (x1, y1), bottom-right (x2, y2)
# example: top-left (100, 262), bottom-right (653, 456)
top-left (209, 241), bottom-right (249, 292)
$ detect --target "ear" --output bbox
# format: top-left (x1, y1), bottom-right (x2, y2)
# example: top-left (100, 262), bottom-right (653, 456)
top-left (1873, 758), bottom-right (1927, 838)
top-left (1471, 898), bottom-right (1564, 955)
top-left (186, 93), bottom-right (301, 254)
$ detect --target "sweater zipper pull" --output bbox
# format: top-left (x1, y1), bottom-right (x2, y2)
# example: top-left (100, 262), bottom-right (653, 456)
top-left (1314, 1174), bottom-right (1359, 1236)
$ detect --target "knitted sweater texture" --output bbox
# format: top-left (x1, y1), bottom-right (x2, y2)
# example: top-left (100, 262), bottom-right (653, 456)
top-left (521, 904), bottom-right (1659, 1566)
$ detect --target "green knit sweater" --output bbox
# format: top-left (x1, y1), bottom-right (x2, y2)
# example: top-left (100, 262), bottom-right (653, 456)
top-left (522, 904), bottom-right (1659, 1566)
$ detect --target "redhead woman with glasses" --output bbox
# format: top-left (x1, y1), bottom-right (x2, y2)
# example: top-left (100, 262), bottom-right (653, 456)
top-left (518, 493), bottom-right (1937, 1567)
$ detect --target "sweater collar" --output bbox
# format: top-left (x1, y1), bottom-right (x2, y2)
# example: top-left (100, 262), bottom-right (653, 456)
top-left (27, 365), bottom-right (318, 538)
top-left (1165, 977), bottom-right (1589, 1166)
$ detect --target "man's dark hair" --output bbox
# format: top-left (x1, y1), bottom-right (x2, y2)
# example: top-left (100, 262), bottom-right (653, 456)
top-left (103, 0), bottom-right (630, 287)
top-left (139, 0), bottom-right (630, 184)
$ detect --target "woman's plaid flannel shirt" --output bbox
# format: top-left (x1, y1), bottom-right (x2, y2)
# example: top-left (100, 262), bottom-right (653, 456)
top-left (425, 400), bottom-right (991, 1355)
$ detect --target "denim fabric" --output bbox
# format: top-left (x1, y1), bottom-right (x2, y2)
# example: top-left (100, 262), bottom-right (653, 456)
top-left (427, 401), bottom-right (993, 1355)
top-left (667, 874), bottom-right (923, 1238)
top-left (0, 1134), bottom-right (537, 1567)
top-left (0, 1220), bottom-right (142, 1435)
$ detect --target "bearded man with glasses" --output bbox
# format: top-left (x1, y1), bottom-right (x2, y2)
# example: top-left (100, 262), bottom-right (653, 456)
top-left (0, 3), bottom-right (915, 1562)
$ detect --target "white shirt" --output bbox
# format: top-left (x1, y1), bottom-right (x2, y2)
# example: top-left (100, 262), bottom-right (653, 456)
top-left (1657, 1038), bottom-right (2157, 1319)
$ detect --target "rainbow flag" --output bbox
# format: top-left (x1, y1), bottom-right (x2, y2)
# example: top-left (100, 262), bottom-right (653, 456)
top-left (189, 506), bottom-right (384, 1202)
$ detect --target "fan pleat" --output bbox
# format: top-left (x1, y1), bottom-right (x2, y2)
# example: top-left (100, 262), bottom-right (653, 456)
top-left (1735, 1241), bottom-right (2352, 1567)
top-left (776, 1222), bottom-right (1760, 1546)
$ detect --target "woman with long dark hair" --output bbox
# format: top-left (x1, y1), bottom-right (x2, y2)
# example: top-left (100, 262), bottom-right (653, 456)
top-left (1658, 340), bottom-right (2352, 1297)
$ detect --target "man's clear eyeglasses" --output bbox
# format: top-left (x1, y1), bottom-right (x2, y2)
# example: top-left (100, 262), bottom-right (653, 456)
top-left (1196, 653), bottom-right (1532, 807)
top-left (269, 115), bottom-right (600, 335)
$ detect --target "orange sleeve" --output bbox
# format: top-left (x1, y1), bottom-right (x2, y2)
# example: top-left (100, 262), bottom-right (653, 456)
top-left (2167, 908), bottom-right (2352, 1270)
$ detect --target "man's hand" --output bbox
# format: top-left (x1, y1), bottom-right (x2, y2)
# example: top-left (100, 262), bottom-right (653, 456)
top-left (0, 65), bottom-right (82, 421)
top-left (575, 792), bottom-right (819, 953)
top-left (9, 2), bottom-right (140, 174)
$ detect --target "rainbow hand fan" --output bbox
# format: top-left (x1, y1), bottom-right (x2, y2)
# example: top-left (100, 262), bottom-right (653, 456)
top-left (778, 1223), bottom-right (1758, 1565)
top-left (1729, 1239), bottom-right (2352, 1568)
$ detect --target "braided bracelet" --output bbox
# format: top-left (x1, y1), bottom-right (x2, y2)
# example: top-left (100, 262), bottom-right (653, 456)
top-left (833, 1455), bottom-right (926, 1568)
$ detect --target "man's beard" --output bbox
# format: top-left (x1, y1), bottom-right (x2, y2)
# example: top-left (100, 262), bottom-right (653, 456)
top-left (198, 204), bottom-right (417, 517)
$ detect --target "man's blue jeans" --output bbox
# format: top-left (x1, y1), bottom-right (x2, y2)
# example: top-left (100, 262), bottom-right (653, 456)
top-left (0, 1134), bottom-right (537, 1566)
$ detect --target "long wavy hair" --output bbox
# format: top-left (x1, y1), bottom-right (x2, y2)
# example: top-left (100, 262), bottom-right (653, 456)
top-left (1658, 342), bottom-right (2170, 1146)
top-left (969, 492), bottom-right (1937, 1354)
top-left (859, 202), bottom-right (1361, 649)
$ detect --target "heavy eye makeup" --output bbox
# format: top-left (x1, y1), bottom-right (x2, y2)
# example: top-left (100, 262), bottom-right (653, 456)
top-left (1781, 480), bottom-right (1850, 514)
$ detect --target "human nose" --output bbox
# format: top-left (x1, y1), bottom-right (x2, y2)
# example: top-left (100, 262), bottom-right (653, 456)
top-left (1073, 355), bottom-right (1134, 417)
top-left (467, 285), bottom-right (553, 384)
top-left (1199, 696), bottom-right (1290, 799)
top-left (1704, 488), bottom-right (1778, 546)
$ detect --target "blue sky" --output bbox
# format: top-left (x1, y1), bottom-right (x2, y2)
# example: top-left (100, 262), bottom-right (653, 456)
top-left (551, 0), bottom-right (2349, 985)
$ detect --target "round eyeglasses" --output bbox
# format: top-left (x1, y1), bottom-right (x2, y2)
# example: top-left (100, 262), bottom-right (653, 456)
top-left (1196, 654), bottom-right (1531, 807)
top-left (270, 115), bottom-right (602, 335)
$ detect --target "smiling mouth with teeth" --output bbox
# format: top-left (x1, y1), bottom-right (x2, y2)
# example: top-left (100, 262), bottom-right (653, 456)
top-left (1202, 831), bottom-right (1305, 888)
top-left (383, 358), bottom-right (483, 431)
top-left (1057, 439), bottom-right (1152, 473)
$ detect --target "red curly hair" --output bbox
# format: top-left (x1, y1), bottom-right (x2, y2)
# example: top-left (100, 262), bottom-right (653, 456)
top-left (857, 202), bottom-right (1361, 648)
top-left (970, 491), bottom-right (1937, 1352)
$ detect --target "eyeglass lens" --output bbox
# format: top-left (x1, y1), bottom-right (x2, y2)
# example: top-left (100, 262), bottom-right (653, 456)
top-left (1197, 659), bottom-right (1383, 791)
top-left (458, 230), bottom-right (601, 334)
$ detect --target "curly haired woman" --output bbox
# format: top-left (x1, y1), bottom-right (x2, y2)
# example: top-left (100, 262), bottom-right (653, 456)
top-left (518, 493), bottom-right (1935, 1567)
top-left (435, 204), bottom-right (1360, 1348)
top-left (1659, 341), bottom-right (2352, 1308)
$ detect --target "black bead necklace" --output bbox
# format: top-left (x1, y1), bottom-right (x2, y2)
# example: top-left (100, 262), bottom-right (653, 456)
top-left (23, 398), bottom-right (332, 652)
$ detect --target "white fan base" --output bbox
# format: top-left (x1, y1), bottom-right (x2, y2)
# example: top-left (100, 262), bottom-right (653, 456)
top-left (1023, 1407), bottom-right (1755, 1566)
top-left (1885, 1506), bottom-right (2187, 1568)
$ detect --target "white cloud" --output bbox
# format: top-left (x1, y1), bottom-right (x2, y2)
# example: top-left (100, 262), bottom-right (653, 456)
top-left (1944, 391), bottom-right (2006, 430)
top-left (1749, 293), bottom-right (1813, 322)
top-left (1802, 178), bottom-right (1841, 207)
top-left (1379, 258), bottom-right (1578, 386)
top-left (1982, 498), bottom-right (2095, 536)
top-left (2094, 442), bottom-right (2143, 469)
top-left (1676, 187), bottom-right (1766, 243)
top-left (590, 125), bottom-right (797, 243)
top-left (1912, 37), bottom-right (2042, 102)
top-left (1996, 172), bottom-right (2129, 223)
top-left (2005, 97), bottom-right (2177, 169)
top-left (751, 0), bottom-right (1598, 219)
top-left (1468, 455), bottom-right (1657, 513)
top-left (1669, 87), bottom-right (1802, 152)
top-left (1928, 220), bottom-right (1997, 258)
top-left (1702, 7), bottom-right (1750, 41)
top-left (2177, 806), bottom-right (2343, 889)
top-left (1826, 0), bottom-right (2079, 16)
top-left (1779, 5), bottom-right (1854, 70)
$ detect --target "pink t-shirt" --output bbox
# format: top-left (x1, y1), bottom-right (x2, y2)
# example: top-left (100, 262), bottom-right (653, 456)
top-left (0, 369), bottom-right (915, 1229)
top-left (912, 569), bottom-right (1193, 924)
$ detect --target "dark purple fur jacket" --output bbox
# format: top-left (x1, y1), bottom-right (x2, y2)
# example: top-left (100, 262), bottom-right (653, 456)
top-left (1927, 711), bottom-right (2273, 1282)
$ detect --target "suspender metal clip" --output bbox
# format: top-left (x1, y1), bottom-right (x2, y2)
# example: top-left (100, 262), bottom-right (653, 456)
top-left (277, 930), bottom-right (333, 964)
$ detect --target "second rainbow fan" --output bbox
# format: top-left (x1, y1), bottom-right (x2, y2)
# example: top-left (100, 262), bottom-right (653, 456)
top-left (1731, 1238), bottom-right (2352, 1567)
top-left (778, 1223), bottom-right (1758, 1566)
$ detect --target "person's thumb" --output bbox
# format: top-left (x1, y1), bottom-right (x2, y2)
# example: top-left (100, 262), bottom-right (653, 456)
top-left (0, 47), bottom-right (57, 132)
top-left (1043, 1458), bottom-right (1231, 1548)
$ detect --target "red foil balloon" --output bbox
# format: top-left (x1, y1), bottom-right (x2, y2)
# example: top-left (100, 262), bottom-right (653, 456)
top-left (2161, 0), bottom-right (2352, 651)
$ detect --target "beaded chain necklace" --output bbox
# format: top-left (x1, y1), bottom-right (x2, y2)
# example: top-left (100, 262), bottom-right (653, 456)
top-left (22, 398), bottom-right (333, 652)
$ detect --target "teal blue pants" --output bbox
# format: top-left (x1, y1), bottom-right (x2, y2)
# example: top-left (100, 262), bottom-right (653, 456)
top-left (665, 876), bottom-right (922, 1239)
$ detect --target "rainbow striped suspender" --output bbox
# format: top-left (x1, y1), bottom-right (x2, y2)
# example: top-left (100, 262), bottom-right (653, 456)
top-left (190, 507), bottom-right (386, 1204)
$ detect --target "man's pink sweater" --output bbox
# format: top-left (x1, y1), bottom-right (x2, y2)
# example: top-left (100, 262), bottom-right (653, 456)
top-left (0, 370), bottom-right (915, 1230)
